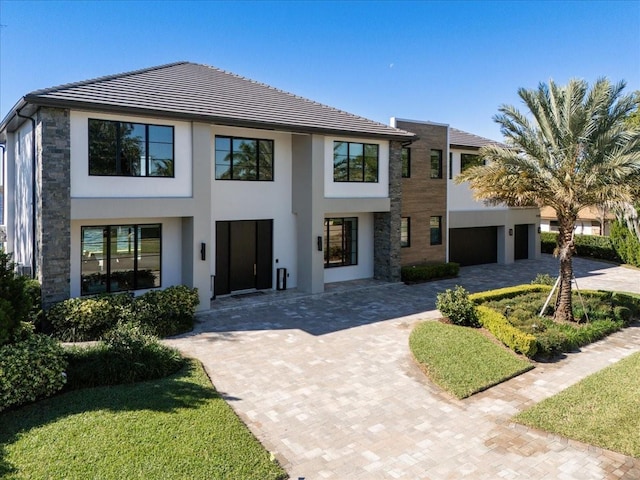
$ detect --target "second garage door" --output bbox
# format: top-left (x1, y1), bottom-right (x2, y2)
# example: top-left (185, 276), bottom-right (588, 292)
top-left (449, 226), bottom-right (497, 266)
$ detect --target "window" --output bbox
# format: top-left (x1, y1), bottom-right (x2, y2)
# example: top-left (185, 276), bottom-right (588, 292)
top-left (430, 216), bottom-right (442, 245)
top-left (324, 217), bottom-right (358, 267)
top-left (449, 152), bottom-right (453, 179)
top-left (401, 217), bottom-right (410, 247)
top-left (89, 119), bottom-right (174, 177)
top-left (430, 149), bottom-right (443, 179)
top-left (81, 224), bottom-right (161, 295)
top-left (333, 141), bottom-right (379, 182)
top-left (461, 153), bottom-right (484, 172)
top-left (215, 136), bottom-right (274, 181)
top-left (401, 147), bottom-right (411, 178)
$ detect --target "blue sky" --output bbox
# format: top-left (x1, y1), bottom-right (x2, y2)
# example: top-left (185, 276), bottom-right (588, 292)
top-left (0, 0), bottom-right (638, 140)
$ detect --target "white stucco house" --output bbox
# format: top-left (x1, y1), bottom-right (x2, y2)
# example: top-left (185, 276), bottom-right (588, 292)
top-left (0, 62), bottom-right (414, 310)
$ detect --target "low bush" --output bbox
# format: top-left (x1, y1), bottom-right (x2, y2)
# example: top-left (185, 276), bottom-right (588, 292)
top-left (477, 305), bottom-right (538, 357)
top-left (132, 285), bottom-right (200, 337)
top-left (0, 332), bottom-right (67, 412)
top-left (436, 285), bottom-right (479, 327)
top-left (531, 273), bottom-right (556, 286)
top-left (48, 294), bottom-right (133, 342)
top-left (64, 322), bottom-right (185, 390)
top-left (402, 262), bottom-right (459, 283)
top-left (48, 285), bottom-right (199, 341)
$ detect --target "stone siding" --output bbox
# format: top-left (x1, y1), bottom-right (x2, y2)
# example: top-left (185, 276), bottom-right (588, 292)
top-left (374, 140), bottom-right (402, 282)
top-left (36, 108), bottom-right (71, 307)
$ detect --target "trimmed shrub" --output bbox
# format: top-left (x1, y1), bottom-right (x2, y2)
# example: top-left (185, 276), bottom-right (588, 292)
top-left (470, 284), bottom-right (551, 304)
top-left (436, 286), bottom-right (480, 327)
top-left (534, 329), bottom-right (569, 359)
top-left (132, 285), bottom-right (200, 338)
top-left (47, 294), bottom-right (134, 342)
top-left (64, 322), bottom-right (185, 390)
top-left (531, 273), bottom-right (556, 286)
top-left (402, 262), bottom-right (459, 283)
top-left (0, 251), bottom-right (38, 346)
top-left (540, 231), bottom-right (621, 262)
top-left (0, 333), bottom-right (67, 412)
top-left (477, 305), bottom-right (538, 357)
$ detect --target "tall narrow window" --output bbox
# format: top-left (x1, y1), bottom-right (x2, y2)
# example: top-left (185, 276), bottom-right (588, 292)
top-left (333, 141), bottom-right (379, 182)
top-left (449, 152), bottom-right (453, 179)
top-left (430, 149), bottom-right (443, 179)
top-left (430, 216), bottom-right (442, 245)
top-left (215, 136), bottom-right (274, 181)
top-left (81, 224), bottom-right (161, 295)
top-left (89, 119), bottom-right (174, 177)
top-left (324, 217), bottom-right (358, 267)
top-left (401, 147), bottom-right (411, 178)
top-left (401, 217), bottom-right (410, 247)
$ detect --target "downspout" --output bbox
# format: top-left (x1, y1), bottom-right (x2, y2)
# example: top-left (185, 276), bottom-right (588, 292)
top-left (15, 108), bottom-right (37, 279)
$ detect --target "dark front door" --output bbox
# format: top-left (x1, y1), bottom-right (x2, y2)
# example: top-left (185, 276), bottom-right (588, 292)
top-left (215, 220), bottom-right (273, 296)
top-left (514, 224), bottom-right (529, 260)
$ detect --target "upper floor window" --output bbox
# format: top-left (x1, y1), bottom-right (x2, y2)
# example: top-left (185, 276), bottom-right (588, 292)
top-left (401, 147), bottom-right (411, 178)
top-left (430, 149), bottom-right (443, 179)
top-left (324, 217), bottom-right (358, 267)
top-left (401, 217), bottom-right (410, 247)
top-left (215, 136), bottom-right (274, 181)
top-left (461, 153), bottom-right (484, 172)
top-left (89, 119), bottom-right (174, 177)
top-left (449, 152), bottom-right (453, 179)
top-left (333, 141), bottom-right (378, 182)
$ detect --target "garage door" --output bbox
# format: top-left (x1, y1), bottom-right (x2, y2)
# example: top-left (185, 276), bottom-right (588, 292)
top-left (449, 227), bottom-right (497, 266)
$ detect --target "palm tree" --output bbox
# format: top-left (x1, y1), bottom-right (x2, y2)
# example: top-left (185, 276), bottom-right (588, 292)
top-left (458, 78), bottom-right (640, 322)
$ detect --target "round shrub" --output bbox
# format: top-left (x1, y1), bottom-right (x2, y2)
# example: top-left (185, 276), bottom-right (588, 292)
top-left (436, 286), bottom-right (480, 327)
top-left (0, 333), bottom-right (67, 412)
top-left (64, 322), bottom-right (185, 390)
top-left (133, 286), bottom-right (199, 337)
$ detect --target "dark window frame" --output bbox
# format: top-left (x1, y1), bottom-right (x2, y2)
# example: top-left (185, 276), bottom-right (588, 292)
top-left (430, 216), bottom-right (443, 245)
top-left (215, 135), bottom-right (275, 181)
top-left (81, 223), bottom-right (162, 295)
top-left (449, 152), bottom-right (453, 180)
top-left (333, 141), bottom-right (379, 183)
top-left (401, 217), bottom-right (411, 248)
top-left (324, 217), bottom-right (358, 267)
top-left (402, 147), bottom-right (411, 178)
top-left (430, 149), bottom-right (443, 179)
top-left (461, 153), bottom-right (484, 172)
top-left (88, 119), bottom-right (175, 177)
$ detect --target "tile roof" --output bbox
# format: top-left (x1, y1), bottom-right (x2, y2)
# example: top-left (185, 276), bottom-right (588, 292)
top-left (8, 61), bottom-right (414, 139)
top-left (449, 127), bottom-right (503, 148)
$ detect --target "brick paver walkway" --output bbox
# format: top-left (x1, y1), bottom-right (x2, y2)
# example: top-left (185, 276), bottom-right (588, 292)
top-left (167, 256), bottom-right (640, 479)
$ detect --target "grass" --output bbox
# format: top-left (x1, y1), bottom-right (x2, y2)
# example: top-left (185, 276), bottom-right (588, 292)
top-left (514, 351), bottom-right (640, 458)
top-left (0, 360), bottom-right (287, 480)
top-left (409, 321), bottom-right (533, 399)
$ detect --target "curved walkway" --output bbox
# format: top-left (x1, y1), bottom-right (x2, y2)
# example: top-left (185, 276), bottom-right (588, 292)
top-left (167, 256), bottom-right (640, 479)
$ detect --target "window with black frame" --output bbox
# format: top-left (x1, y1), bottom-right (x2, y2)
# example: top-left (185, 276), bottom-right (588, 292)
top-left (88, 119), bottom-right (174, 177)
top-left (333, 141), bottom-right (379, 182)
top-left (401, 217), bottom-right (410, 247)
top-left (401, 147), bottom-right (411, 178)
top-left (430, 216), bottom-right (442, 245)
top-left (215, 136), bottom-right (274, 181)
top-left (324, 217), bottom-right (358, 267)
top-left (430, 149), bottom-right (443, 179)
top-left (81, 224), bottom-right (161, 295)
top-left (461, 153), bottom-right (484, 172)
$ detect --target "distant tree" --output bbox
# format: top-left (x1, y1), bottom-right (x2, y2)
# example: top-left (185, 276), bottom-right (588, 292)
top-left (458, 78), bottom-right (640, 322)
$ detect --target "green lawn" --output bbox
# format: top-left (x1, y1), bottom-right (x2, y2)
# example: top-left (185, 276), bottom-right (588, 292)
top-left (0, 360), bottom-right (287, 480)
top-left (409, 321), bottom-right (533, 399)
top-left (514, 351), bottom-right (640, 458)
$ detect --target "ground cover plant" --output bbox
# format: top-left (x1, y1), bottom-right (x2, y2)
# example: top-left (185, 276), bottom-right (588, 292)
top-left (0, 360), bottom-right (287, 480)
top-left (409, 321), bottom-right (533, 398)
top-left (514, 351), bottom-right (640, 458)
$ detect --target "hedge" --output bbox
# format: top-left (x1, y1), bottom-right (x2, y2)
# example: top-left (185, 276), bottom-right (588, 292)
top-left (610, 220), bottom-right (640, 267)
top-left (402, 262), bottom-right (460, 283)
top-left (477, 305), bottom-right (538, 358)
top-left (470, 284), bottom-right (552, 304)
top-left (540, 232), bottom-right (621, 262)
top-left (0, 333), bottom-right (67, 412)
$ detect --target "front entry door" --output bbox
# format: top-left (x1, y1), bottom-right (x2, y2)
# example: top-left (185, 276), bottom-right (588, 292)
top-left (215, 220), bottom-right (273, 296)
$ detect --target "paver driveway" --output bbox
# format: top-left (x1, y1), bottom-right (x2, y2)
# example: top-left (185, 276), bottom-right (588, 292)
top-left (167, 256), bottom-right (640, 479)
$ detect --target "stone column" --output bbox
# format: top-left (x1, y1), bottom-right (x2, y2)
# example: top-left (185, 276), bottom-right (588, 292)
top-left (374, 140), bottom-right (402, 282)
top-left (36, 108), bottom-right (71, 308)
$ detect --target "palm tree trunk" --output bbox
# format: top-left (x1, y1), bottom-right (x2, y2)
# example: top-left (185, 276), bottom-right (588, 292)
top-left (555, 216), bottom-right (576, 322)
